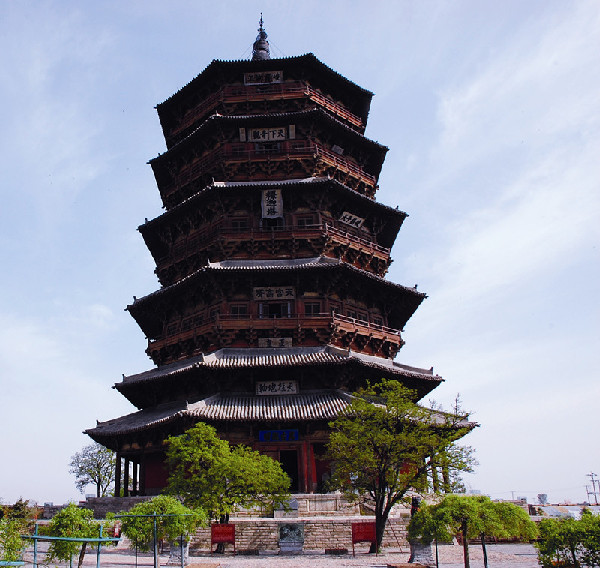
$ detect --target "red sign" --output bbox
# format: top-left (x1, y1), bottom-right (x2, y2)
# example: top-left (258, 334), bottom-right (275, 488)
top-left (351, 522), bottom-right (376, 556)
top-left (211, 523), bottom-right (235, 553)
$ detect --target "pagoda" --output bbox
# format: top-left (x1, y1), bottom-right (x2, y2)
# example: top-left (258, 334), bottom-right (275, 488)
top-left (86, 19), bottom-right (444, 496)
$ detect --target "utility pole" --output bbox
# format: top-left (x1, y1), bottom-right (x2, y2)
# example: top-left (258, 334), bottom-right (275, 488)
top-left (587, 472), bottom-right (599, 505)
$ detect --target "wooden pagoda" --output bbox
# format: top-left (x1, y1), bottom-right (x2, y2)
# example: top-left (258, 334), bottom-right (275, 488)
top-left (86, 20), bottom-right (445, 496)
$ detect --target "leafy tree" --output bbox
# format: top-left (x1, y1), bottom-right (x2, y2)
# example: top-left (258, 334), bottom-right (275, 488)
top-left (535, 510), bottom-right (600, 568)
top-left (1, 498), bottom-right (40, 524)
top-left (45, 503), bottom-right (103, 568)
top-left (69, 442), bottom-right (115, 497)
top-left (116, 495), bottom-right (205, 552)
top-left (165, 422), bottom-right (290, 522)
top-left (327, 379), bottom-right (475, 552)
top-left (0, 518), bottom-right (24, 563)
top-left (409, 495), bottom-right (538, 568)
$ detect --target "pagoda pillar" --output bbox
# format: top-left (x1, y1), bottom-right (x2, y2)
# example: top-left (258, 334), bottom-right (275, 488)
top-left (139, 458), bottom-right (146, 496)
top-left (123, 457), bottom-right (130, 497)
top-left (132, 461), bottom-right (138, 496)
top-left (115, 454), bottom-right (122, 497)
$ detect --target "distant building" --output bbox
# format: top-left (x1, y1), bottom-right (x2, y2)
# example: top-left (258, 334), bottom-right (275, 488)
top-left (86, 19), bottom-right (461, 496)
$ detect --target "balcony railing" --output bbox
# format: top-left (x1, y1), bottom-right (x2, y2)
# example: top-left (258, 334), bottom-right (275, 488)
top-left (158, 140), bottom-right (377, 200)
top-left (166, 81), bottom-right (364, 143)
top-left (160, 220), bottom-right (390, 267)
top-left (148, 312), bottom-right (402, 353)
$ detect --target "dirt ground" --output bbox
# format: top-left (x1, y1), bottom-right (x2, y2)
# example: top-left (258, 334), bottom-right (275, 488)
top-left (23, 542), bottom-right (539, 567)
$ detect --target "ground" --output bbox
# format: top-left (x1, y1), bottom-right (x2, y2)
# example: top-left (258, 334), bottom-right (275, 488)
top-left (21, 542), bottom-right (539, 567)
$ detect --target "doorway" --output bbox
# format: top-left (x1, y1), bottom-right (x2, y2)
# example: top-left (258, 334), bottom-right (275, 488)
top-left (279, 449), bottom-right (299, 492)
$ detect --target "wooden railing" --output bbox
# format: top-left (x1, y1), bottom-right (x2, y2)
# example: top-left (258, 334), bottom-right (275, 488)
top-left (160, 220), bottom-right (390, 267)
top-left (149, 312), bottom-right (402, 352)
top-left (158, 140), bottom-right (377, 199)
top-left (166, 81), bottom-right (364, 143)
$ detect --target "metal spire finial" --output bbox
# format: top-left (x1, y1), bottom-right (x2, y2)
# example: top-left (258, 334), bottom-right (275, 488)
top-left (252, 13), bottom-right (270, 61)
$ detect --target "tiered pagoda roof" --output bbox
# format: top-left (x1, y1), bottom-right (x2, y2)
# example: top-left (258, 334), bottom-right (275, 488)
top-left (85, 20), bottom-right (454, 496)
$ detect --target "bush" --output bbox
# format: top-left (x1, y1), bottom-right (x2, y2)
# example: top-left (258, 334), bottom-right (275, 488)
top-left (116, 495), bottom-right (206, 552)
top-left (0, 518), bottom-right (24, 563)
top-left (535, 510), bottom-right (600, 568)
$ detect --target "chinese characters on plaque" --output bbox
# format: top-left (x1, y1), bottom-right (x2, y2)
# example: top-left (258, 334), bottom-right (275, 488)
top-left (244, 70), bottom-right (283, 85)
top-left (261, 189), bottom-right (283, 218)
top-left (256, 380), bottom-right (298, 396)
top-left (253, 286), bottom-right (295, 300)
top-left (258, 429), bottom-right (299, 442)
top-left (339, 211), bottom-right (365, 228)
top-left (258, 337), bottom-right (293, 348)
top-left (249, 127), bottom-right (287, 141)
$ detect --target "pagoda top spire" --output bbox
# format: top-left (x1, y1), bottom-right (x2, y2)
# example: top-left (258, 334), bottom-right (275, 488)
top-left (251, 14), bottom-right (270, 61)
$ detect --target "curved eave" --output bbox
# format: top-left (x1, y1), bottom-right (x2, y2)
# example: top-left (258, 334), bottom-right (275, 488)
top-left (157, 53), bottom-right (373, 124)
top-left (138, 177), bottom-right (407, 253)
top-left (113, 347), bottom-right (442, 409)
top-left (127, 258), bottom-right (426, 337)
top-left (149, 108), bottom-right (388, 178)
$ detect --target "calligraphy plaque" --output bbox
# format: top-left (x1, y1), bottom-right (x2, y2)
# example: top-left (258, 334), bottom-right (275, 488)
top-left (258, 337), bottom-right (293, 348)
top-left (261, 189), bottom-right (283, 218)
top-left (253, 286), bottom-right (295, 300)
top-left (339, 211), bottom-right (365, 228)
top-left (244, 70), bottom-right (283, 85)
top-left (256, 380), bottom-right (298, 395)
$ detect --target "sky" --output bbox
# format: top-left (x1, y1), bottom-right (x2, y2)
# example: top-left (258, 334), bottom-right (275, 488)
top-left (0, 0), bottom-right (598, 507)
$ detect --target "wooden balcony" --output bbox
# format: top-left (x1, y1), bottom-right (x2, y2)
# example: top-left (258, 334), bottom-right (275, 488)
top-left (165, 81), bottom-right (364, 144)
top-left (158, 220), bottom-right (391, 275)
top-left (146, 312), bottom-right (403, 362)
top-left (158, 140), bottom-right (377, 204)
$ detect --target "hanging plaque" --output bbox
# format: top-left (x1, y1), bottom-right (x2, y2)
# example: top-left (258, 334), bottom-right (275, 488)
top-left (244, 70), bottom-right (283, 85)
top-left (253, 286), bottom-right (295, 300)
top-left (250, 127), bottom-right (287, 141)
top-left (339, 211), bottom-right (365, 228)
top-left (256, 380), bottom-right (298, 395)
top-left (258, 337), bottom-right (293, 348)
top-left (261, 189), bottom-right (283, 218)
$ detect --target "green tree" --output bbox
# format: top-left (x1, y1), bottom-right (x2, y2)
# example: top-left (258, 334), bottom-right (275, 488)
top-left (116, 495), bottom-right (205, 552)
top-left (0, 518), bottom-right (24, 563)
top-left (327, 380), bottom-right (475, 552)
top-left (535, 510), bottom-right (600, 568)
top-left (165, 422), bottom-right (290, 522)
top-left (409, 495), bottom-right (538, 568)
top-left (45, 503), bottom-right (103, 568)
top-left (69, 442), bottom-right (115, 498)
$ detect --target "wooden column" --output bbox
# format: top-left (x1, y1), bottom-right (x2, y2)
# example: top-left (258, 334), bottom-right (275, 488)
top-left (139, 459), bottom-right (146, 496)
top-left (115, 454), bottom-right (122, 497)
top-left (308, 442), bottom-right (317, 493)
top-left (132, 461), bottom-right (138, 496)
top-left (123, 457), bottom-right (130, 497)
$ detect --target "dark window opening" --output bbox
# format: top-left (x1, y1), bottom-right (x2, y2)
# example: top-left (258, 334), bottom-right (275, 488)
top-left (262, 217), bottom-right (284, 229)
top-left (296, 215), bottom-right (315, 227)
top-left (304, 301), bottom-right (321, 316)
top-left (260, 302), bottom-right (291, 318)
top-left (230, 217), bottom-right (249, 231)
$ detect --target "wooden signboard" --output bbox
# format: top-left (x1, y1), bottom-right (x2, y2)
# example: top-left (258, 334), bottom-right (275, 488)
top-left (211, 523), bottom-right (236, 554)
top-left (351, 521), bottom-right (376, 556)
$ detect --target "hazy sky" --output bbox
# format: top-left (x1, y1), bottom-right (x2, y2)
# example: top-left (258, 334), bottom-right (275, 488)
top-left (1, 0), bottom-right (598, 506)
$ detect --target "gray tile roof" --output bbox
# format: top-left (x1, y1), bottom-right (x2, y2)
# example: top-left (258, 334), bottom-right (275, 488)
top-left (87, 390), bottom-right (354, 438)
top-left (119, 346), bottom-right (440, 386)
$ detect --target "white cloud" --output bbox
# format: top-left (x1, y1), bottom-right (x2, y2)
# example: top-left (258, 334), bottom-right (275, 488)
top-left (434, 0), bottom-right (600, 173)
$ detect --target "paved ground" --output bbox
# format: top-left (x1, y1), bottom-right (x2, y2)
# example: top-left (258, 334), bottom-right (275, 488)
top-left (23, 542), bottom-right (540, 567)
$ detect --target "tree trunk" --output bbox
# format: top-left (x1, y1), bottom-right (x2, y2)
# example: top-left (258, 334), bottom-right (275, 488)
top-left (480, 533), bottom-right (488, 568)
top-left (461, 521), bottom-right (470, 568)
top-left (96, 483), bottom-right (101, 498)
top-left (215, 514), bottom-right (230, 554)
top-left (77, 542), bottom-right (87, 568)
top-left (569, 544), bottom-right (580, 568)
